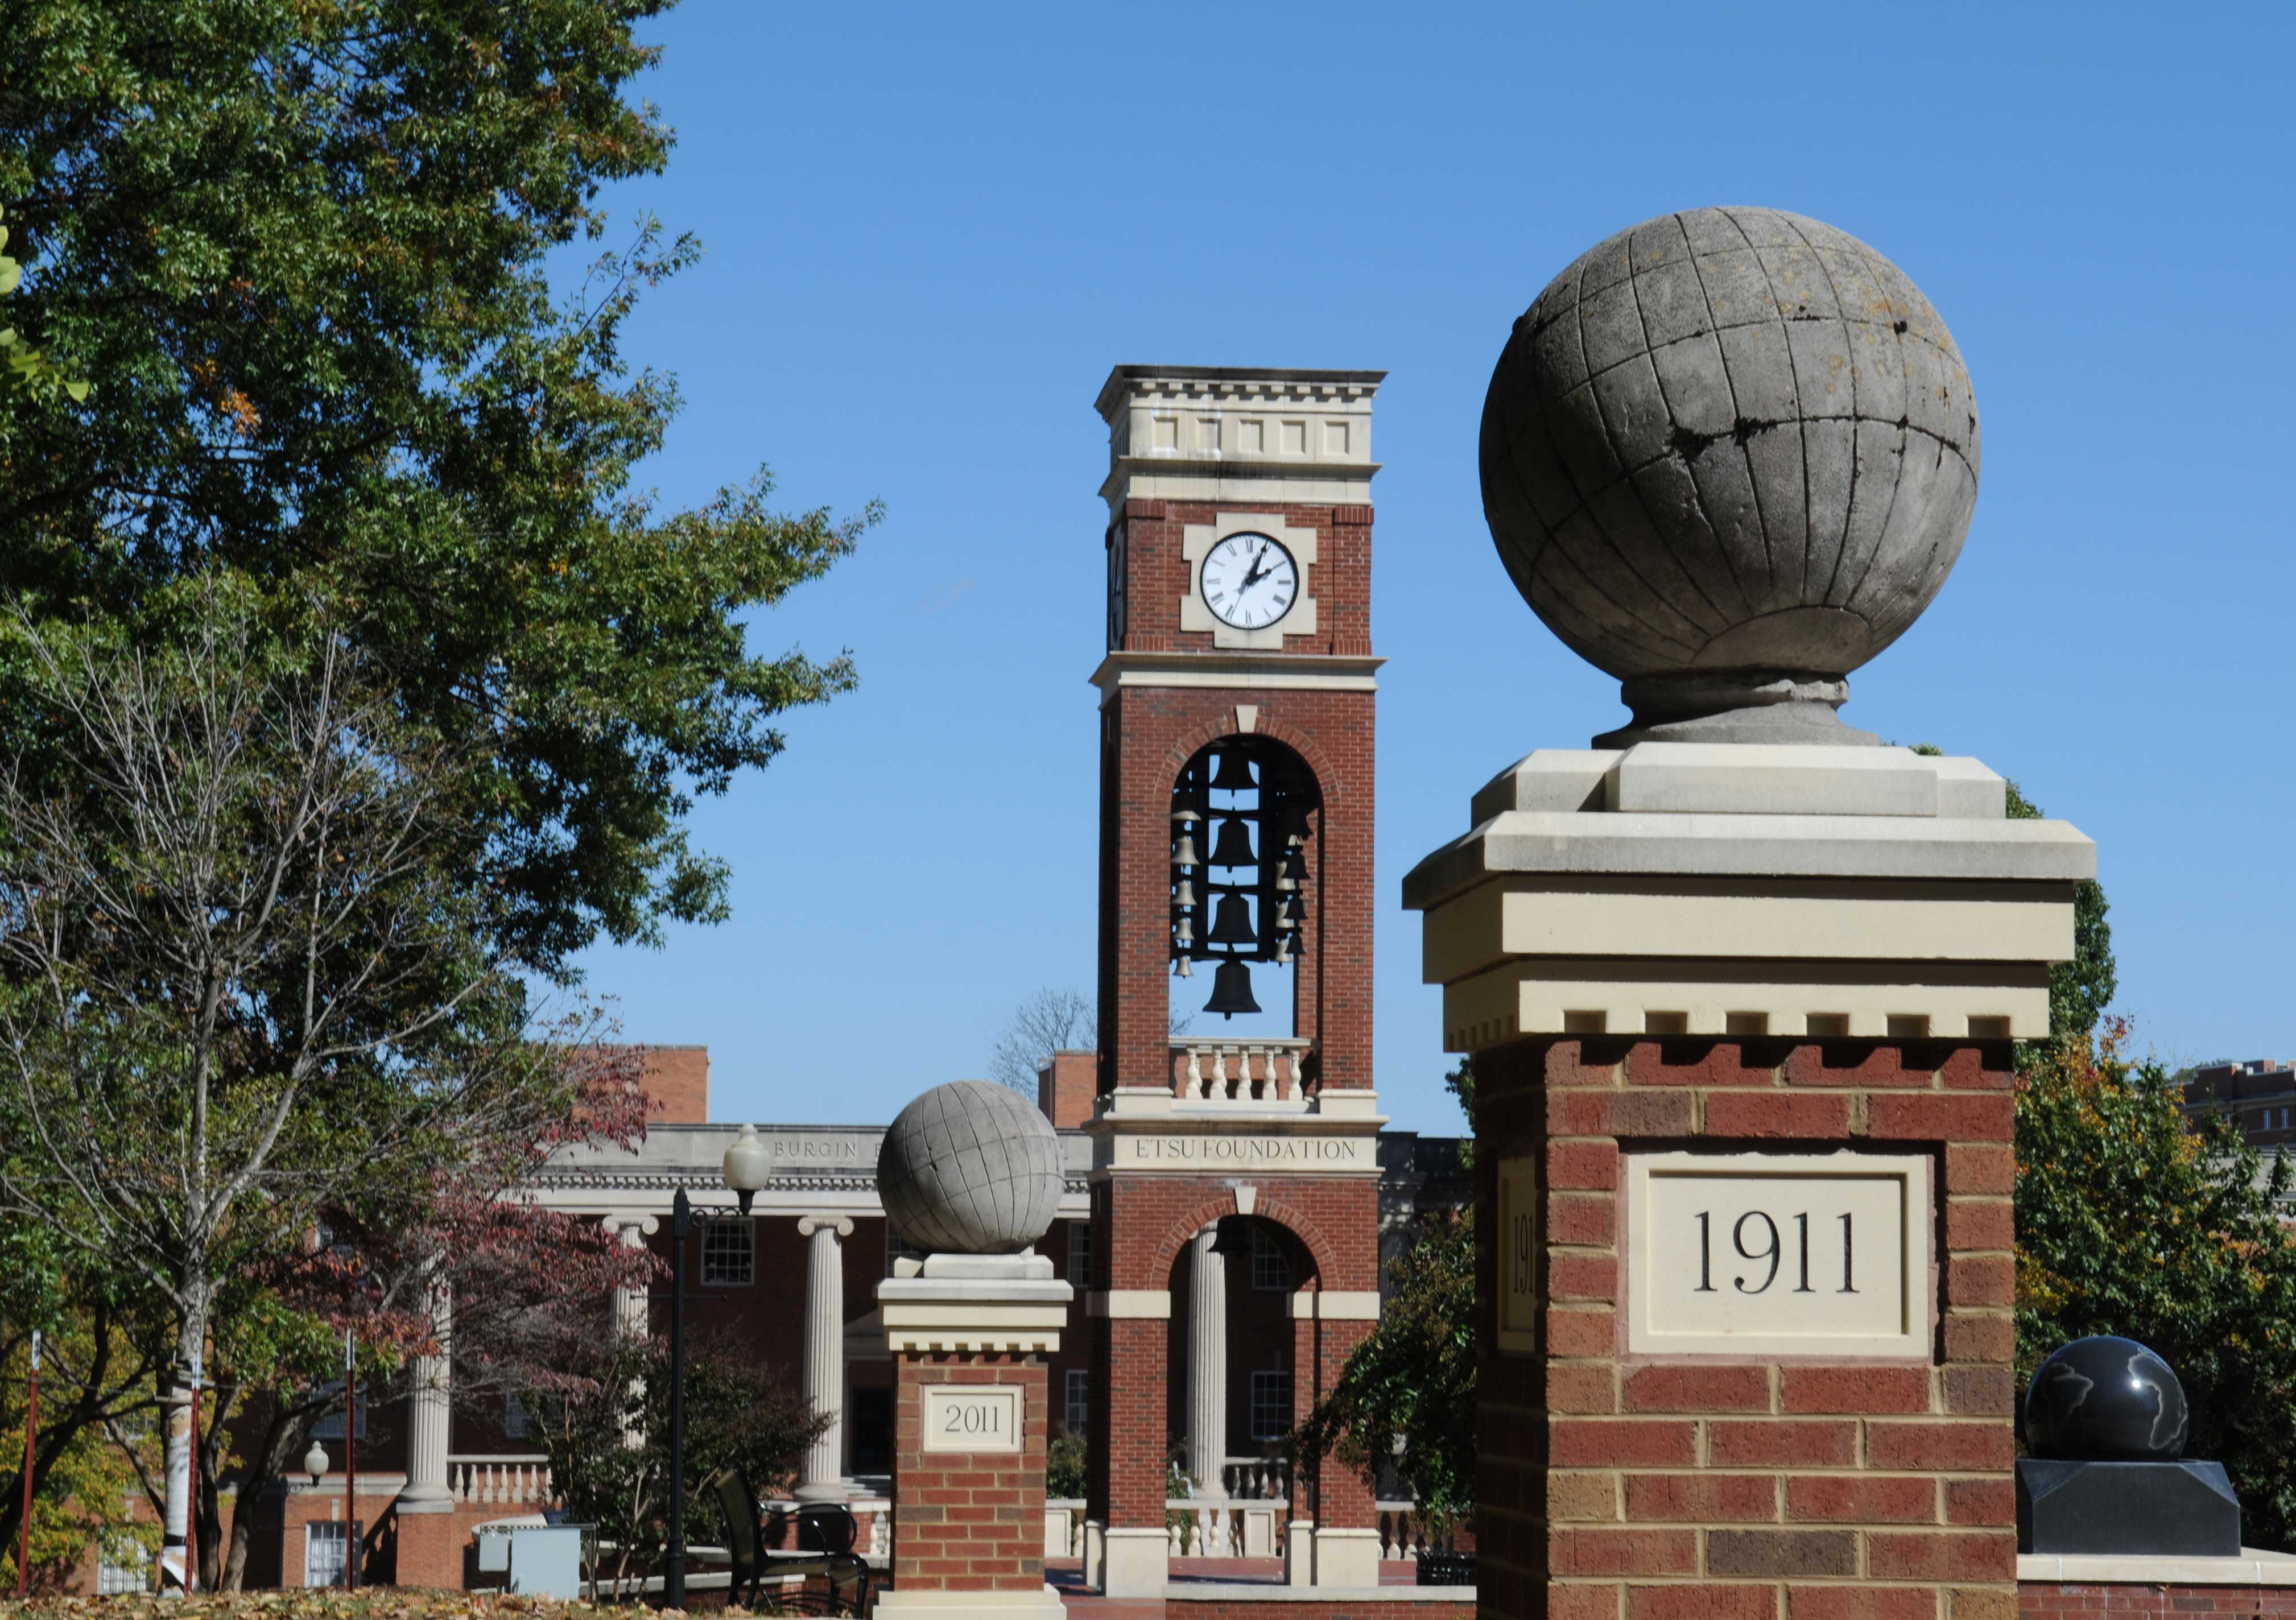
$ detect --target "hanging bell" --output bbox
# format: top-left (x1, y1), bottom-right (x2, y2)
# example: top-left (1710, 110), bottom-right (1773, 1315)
top-left (1175, 912), bottom-right (1195, 948)
top-left (1281, 844), bottom-right (1308, 883)
top-left (1171, 809), bottom-right (1200, 868)
top-left (1275, 896), bottom-right (1295, 929)
top-left (1279, 801), bottom-right (1311, 843)
top-left (1173, 955), bottom-right (1192, 979)
top-left (1172, 877), bottom-right (1196, 908)
top-left (1204, 958), bottom-right (1261, 1019)
top-left (1208, 816), bottom-right (1256, 868)
top-left (1207, 893), bottom-right (1256, 947)
top-left (1273, 865), bottom-right (1294, 894)
top-left (1210, 750), bottom-right (1257, 792)
top-left (1208, 1213), bottom-right (1255, 1258)
top-left (1275, 934), bottom-right (1292, 966)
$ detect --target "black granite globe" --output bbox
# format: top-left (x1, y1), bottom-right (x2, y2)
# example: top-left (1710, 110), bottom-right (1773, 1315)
top-left (2024, 1336), bottom-right (2190, 1461)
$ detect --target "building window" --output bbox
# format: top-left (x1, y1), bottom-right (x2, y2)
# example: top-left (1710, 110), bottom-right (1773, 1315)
top-left (1064, 1368), bottom-right (1090, 1437)
top-left (305, 1522), bottom-right (350, 1588)
top-left (1067, 1221), bottom-right (1095, 1288)
top-left (1251, 1224), bottom-right (1291, 1291)
top-left (505, 1390), bottom-right (535, 1441)
top-left (1249, 1370), bottom-right (1293, 1441)
top-left (312, 1380), bottom-right (367, 1441)
top-left (702, 1220), bottom-right (754, 1287)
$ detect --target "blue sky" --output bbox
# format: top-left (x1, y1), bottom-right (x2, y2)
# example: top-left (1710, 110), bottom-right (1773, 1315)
top-left (569, 2), bottom-right (2295, 1132)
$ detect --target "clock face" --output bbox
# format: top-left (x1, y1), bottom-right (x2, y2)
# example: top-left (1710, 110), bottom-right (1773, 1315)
top-left (1199, 532), bottom-right (1299, 630)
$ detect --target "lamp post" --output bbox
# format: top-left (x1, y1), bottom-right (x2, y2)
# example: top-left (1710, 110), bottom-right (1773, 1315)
top-left (662, 1125), bottom-right (771, 1610)
top-left (341, 1329), bottom-right (357, 1592)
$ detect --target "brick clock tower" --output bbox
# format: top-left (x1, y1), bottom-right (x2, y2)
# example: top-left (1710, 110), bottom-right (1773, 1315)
top-left (1083, 366), bottom-right (1390, 1599)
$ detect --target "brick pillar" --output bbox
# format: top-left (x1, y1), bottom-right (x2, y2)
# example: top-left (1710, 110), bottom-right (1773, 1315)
top-left (878, 1254), bottom-right (1071, 1620)
top-left (1407, 742), bottom-right (2093, 1620)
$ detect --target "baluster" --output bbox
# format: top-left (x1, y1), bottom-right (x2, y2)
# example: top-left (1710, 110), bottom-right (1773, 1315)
top-left (543, 1465), bottom-right (554, 1507)
top-left (1184, 1046), bottom-right (1202, 1098)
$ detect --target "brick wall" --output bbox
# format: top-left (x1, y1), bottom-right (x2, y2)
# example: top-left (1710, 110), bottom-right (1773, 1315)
top-left (1097, 497), bottom-right (1376, 1099)
top-left (894, 1354), bottom-right (1049, 1593)
top-left (1476, 1035), bottom-right (2018, 1620)
top-left (1087, 1172), bottom-right (1381, 1532)
top-left (639, 1044), bottom-right (709, 1123)
top-left (1040, 1051), bottom-right (1098, 1129)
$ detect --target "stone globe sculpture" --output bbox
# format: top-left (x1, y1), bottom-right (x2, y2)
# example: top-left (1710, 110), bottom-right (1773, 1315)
top-left (877, 1080), bottom-right (1065, 1254)
top-left (2024, 1335), bottom-right (2190, 1461)
top-left (1480, 206), bottom-right (1980, 745)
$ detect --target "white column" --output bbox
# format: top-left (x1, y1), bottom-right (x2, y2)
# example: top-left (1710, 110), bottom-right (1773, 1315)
top-left (399, 1285), bottom-right (453, 1511)
top-left (1186, 1226), bottom-right (1227, 1494)
top-left (613, 1217), bottom-right (654, 1340)
top-left (795, 1214), bottom-right (854, 1502)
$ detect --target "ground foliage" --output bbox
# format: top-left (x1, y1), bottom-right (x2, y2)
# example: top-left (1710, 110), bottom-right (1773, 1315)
top-left (2015, 1020), bottom-right (2296, 1551)
top-left (526, 1329), bottom-right (824, 1598)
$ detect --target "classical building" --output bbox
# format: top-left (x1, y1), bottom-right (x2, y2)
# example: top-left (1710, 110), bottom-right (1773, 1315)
top-left (233, 366), bottom-right (1472, 1593)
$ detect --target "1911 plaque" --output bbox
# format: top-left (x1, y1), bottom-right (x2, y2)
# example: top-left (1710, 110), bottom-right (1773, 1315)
top-left (1624, 1151), bottom-right (1931, 1359)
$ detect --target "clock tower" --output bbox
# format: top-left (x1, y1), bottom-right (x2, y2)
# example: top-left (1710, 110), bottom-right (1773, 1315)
top-left (1083, 366), bottom-right (1389, 1597)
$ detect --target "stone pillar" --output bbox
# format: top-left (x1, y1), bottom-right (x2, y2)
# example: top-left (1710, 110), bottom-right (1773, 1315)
top-left (1184, 1226), bottom-right (1227, 1494)
top-left (612, 1216), bottom-right (654, 1340)
top-left (796, 1214), bottom-right (854, 1502)
top-left (877, 1253), bottom-right (1073, 1620)
top-left (1409, 743), bottom-right (2091, 1620)
top-left (399, 1286), bottom-right (453, 1511)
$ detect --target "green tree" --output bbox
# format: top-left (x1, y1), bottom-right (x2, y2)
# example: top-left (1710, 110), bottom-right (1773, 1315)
top-left (2016, 1023), bottom-right (2296, 1550)
top-left (0, 0), bottom-right (872, 974)
top-left (530, 1328), bottom-right (825, 1598)
top-left (1291, 1209), bottom-right (1476, 1533)
top-left (0, 207), bottom-right (85, 404)
top-left (1908, 748), bottom-right (2115, 1036)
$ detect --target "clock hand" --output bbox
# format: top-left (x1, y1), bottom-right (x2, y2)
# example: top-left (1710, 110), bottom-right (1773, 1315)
top-left (1240, 548), bottom-right (1269, 592)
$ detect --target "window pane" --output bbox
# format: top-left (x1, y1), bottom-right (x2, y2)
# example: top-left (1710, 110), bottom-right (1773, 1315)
top-left (1067, 1221), bottom-right (1095, 1287)
top-left (1251, 1225), bottom-right (1291, 1291)
top-left (1064, 1367), bottom-right (1090, 1437)
top-left (702, 1220), bottom-right (754, 1287)
top-left (1249, 1370), bottom-right (1292, 1441)
top-left (305, 1522), bottom-right (348, 1587)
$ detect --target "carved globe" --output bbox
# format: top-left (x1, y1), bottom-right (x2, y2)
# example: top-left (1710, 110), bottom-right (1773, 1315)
top-left (1480, 206), bottom-right (1980, 743)
top-left (877, 1080), bottom-right (1064, 1254)
top-left (2024, 1336), bottom-right (2190, 1461)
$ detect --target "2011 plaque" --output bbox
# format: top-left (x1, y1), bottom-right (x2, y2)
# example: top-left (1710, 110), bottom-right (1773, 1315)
top-left (920, 1385), bottom-right (1023, 1453)
top-left (1624, 1150), bottom-right (1931, 1359)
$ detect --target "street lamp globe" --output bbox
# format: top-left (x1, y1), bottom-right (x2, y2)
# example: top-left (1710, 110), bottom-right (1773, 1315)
top-left (304, 1441), bottom-right (329, 1487)
top-left (722, 1122), bottom-right (770, 1216)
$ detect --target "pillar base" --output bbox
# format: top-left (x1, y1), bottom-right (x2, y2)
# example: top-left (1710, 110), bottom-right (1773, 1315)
top-left (1286, 1518), bottom-right (1315, 1587)
top-left (1101, 1527), bottom-right (1169, 1597)
top-left (792, 1480), bottom-right (851, 1503)
top-left (1312, 1526), bottom-right (1380, 1587)
top-left (1080, 1520), bottom-right (1105, 1588)
top-left (874, 1585), bottom-right (1067, 1620)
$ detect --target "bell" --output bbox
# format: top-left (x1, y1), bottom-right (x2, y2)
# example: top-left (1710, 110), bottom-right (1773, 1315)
top-left (1173, 955), bottom-right (1192, 979)
top-left (1208, 817), bottom-right (1256, 868)
top-left (1281, 844), bottom-right (1308, 883)
top-left (1275, 934), bottom-right (1292, 966)
top-left (1174, 832), bottom-right (1198, 866)
top-left (1274, 896), bottom-right (1295, 929)
top-left (1210, 750), bottom-right (1257, 792)
top-left (1273, 866), bottom-right (1294, 894)
top-left (1207, 893), bottom-right (1256, 947)
top-left (1172, 878), bottom-right (1196, 908)
top-left (1175, 912), bottom-right (1195, 948)
top-left (1203, 958), bottom-right (1261, 1019)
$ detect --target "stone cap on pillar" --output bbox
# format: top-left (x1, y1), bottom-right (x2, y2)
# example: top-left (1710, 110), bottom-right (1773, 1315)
top-left (1404, 742), bottom-right (2095, 1048)
top-left (877, 1253), bottom-right (1074, 1354)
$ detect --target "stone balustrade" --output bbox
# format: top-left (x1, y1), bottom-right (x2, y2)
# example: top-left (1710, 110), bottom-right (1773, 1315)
top-left (1168, 1039), bottom-right (1315, 1110)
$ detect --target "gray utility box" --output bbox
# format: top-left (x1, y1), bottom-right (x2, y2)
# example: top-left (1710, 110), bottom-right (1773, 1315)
top-left (474, 1523), bottom-right (586, 1598)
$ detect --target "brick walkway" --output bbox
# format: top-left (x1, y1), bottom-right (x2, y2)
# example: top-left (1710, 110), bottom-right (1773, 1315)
top-left (1047, 1559), bottom-right (1433, 1615)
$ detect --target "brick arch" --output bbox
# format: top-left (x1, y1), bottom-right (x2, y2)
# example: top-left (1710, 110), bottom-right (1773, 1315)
top-left (1147, 1188), bottom-right (1344, 1292)
top-left (1160, 718), bottom-right (1347, 812)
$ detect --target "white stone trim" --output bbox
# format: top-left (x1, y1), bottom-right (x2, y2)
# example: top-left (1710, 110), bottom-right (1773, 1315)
top-left (2018, 1550), bottom-right (2296, 1585)
top-left (1088, 1290), bottom-right (1172, 1319)
top-left (1091, 651), bottom-right (1382, 697)
top-left (873, 1585), bottom-right (1068, 1620)
top-left (1179, 513), bottom-right (1319, 650)
top-left (1289, 1290), bottom-right (1381, 1320)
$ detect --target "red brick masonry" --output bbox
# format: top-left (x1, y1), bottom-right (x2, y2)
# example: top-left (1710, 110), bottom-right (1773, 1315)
top-left (1476, 1035), bottom-right (2020, 1620)
top-left (2022, 1585), bottom-right (2296, 1619)
top-left (894, 1354), bottom-right (1049, 1593)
